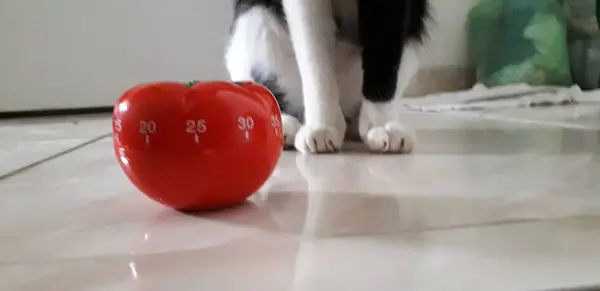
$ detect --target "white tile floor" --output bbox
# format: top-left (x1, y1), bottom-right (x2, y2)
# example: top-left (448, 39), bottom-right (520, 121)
top-left (1, 106), bottom-right (600, 291)
top-left (0, 114), bottom-right (111, 178)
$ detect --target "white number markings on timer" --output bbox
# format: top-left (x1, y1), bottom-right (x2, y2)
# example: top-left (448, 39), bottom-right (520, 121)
top-left (114, 119), bottom-right (123, 132)
top-left (238, 116), bottom-right (254, 140)
top-left (238, 116), bottom-right (254, 130)
top-left (186, 120), bottom-right (207, 144)
top-left (139, 120), bottom-right (156, 145)
top-left (139, 120), bottom-right (157, 134)
top-left (271, 115), bottom-right (281, 137)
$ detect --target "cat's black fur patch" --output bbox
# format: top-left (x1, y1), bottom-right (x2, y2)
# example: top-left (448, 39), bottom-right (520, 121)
top-left (359, 0), bottom-right (429, 103)
top-left (230, 0), bottom-right (286, 33)
top-left (250, 68), bottom-right (303, 122)
top-left (233, 0), bottom-right (285, 19)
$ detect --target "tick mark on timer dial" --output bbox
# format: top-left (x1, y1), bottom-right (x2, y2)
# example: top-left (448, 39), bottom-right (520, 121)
top-left (238, 116), bottom-right (254, 140)
top-left (186, 120), bottom-right (207, 144)
top-left (139, 120), bottom-right (156, 145)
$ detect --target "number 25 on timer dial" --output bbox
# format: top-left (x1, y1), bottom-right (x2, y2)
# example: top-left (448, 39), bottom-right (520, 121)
top-left (186, 120), bottom-right (207, 143)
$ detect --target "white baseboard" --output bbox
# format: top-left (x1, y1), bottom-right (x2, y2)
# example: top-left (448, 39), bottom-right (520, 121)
top-left (405, 66), bottom-right (476, 97)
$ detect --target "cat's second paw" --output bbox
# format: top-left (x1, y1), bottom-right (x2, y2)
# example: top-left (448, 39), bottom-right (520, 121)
top-left (363, 123), bottom-right (416, 153)
top-left (294, 126), bottom-right (344, 154)
top-left (359, 100), bottom-right (416, 154)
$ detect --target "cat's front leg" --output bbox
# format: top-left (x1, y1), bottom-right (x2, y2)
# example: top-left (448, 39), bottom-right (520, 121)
top-left (358, 44), bottom-right (418, 153)
top-left (283, 0), bottom-right (346, 154)
top-left (358, 0), bottom-right (418, 153)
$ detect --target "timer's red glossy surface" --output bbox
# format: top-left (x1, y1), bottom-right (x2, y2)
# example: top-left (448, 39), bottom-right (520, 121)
top-left (113, 81), bottom-right (284, 211)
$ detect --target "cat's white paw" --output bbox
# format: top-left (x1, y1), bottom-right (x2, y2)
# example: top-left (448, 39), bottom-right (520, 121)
top-left (359, 100), bottom-right (416, 154)
top-left (364, 123), bottom-right (416, 153)
top-left (294, 126), bottom-right (344, 154)
top-left (281, 114), bottom-right (302, 148)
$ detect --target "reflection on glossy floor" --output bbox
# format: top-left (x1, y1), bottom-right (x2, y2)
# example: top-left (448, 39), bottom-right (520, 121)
top-left (1, 106), bottom-right (600, 291)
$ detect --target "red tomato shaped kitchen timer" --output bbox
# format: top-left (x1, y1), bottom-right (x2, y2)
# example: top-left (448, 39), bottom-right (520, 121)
top-left (113, 81), bottom-right (284, 211)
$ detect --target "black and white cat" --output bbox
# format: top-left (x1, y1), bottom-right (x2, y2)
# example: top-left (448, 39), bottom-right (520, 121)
top-left (226, 0), bottom-right (429, 154)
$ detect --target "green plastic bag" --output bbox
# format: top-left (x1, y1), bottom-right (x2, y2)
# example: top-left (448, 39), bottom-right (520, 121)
top-left (468, 0), bottom-right (573, 87)
top-left (561, 0), bottom-right (600, 89)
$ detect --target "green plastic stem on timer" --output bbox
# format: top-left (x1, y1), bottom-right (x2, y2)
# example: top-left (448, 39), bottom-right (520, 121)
top-left (185, 80), bottom-right (200, 88)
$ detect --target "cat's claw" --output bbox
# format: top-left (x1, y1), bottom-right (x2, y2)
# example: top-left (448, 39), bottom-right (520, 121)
top-left (364, 123), bottom-right (416, 153)
top-left (294, 126), bottom-right (343, 153)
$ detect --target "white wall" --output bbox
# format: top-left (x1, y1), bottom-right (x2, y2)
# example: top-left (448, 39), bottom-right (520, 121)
top-left (421, 0), bottom-right (480, 69)
top-left (0, 0), bottom-right (233, 112)
top-left (0, 0), bottom-right (479, 112)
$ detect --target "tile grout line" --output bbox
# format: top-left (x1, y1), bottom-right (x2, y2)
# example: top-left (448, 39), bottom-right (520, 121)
top-left (0, 133), bottom-right (112, 182)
